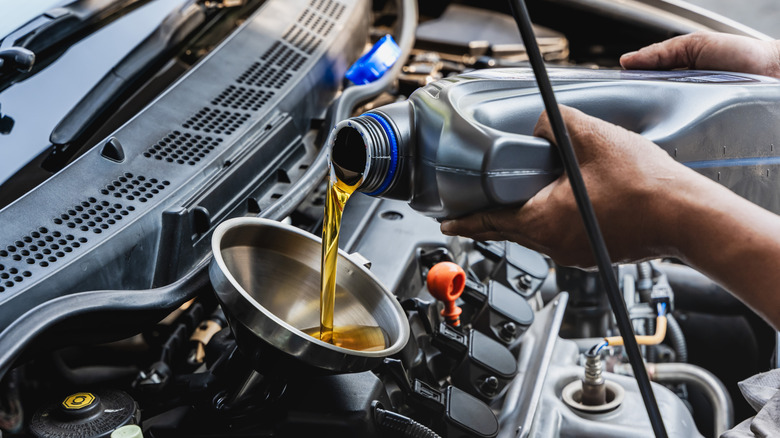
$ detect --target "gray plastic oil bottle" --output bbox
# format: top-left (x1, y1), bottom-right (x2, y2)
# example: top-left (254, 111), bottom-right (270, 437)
top-left (328, 68), bottom-right (780, 218)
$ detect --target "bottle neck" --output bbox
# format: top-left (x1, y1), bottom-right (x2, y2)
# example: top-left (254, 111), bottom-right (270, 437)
top-left (330, 113), bottom-right (398, 195)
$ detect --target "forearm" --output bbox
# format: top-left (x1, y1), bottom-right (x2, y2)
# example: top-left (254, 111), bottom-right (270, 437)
top-left (661, 171), bottom-right (780, 330)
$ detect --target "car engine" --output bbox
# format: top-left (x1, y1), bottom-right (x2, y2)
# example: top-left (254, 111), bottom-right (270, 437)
top-left (0, 0), bottom-right (775, 437)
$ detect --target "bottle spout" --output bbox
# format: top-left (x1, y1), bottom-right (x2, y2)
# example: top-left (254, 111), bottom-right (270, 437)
top-left (328, 101), bottom-right (413, 198)
top-left (331, 124), bottom-right (368, 186)
top-left (330, 114), bottom-right (396, 194)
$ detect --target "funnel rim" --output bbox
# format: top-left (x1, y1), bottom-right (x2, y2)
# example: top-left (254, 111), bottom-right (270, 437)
top-left (210, 217), bottom-right (410, 363)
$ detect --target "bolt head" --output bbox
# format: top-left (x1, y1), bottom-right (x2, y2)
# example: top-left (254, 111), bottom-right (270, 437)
top-left (517, 274), bottom-right (533, 290)
top-left (500, 321), bottom-right (518, 340)
top-left (480, 376), bottom-right (500, 395)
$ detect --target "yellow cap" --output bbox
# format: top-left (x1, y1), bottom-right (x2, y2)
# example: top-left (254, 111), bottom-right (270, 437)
top-left (61, 392), bottom-right (96, 410)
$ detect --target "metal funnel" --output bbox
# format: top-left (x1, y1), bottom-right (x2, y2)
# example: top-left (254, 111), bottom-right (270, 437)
top-left (209, 217), bottom-right (409, 374)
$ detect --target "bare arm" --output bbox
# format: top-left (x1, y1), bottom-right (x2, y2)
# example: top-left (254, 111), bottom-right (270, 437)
top-left (440, 106), bottom-right (780, 330)
top-left (666, 165), bottom-right (780, 330)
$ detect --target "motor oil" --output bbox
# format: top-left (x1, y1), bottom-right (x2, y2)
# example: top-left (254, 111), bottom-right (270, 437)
top-left (328, 68), bottom-right (780, 218)
top-left (314, 163), bottom-right (388, 352)
top-left (302, 325), bottom-right (387, 351)
top-left (318, 166), bottom-right (355, 343)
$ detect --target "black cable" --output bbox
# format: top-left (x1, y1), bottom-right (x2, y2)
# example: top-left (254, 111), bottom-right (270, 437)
top-left (374, 407), bottom-right (441, 438)
top-left (506, 1), bottom-right (668, 437)
top-left (666, 313), bottom-right (688, 363)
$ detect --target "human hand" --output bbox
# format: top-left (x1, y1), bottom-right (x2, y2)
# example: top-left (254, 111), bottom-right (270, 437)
top-left (620, 32), bottom-right (780, 78)
top-left (440, 106), bottom-right (694, 268)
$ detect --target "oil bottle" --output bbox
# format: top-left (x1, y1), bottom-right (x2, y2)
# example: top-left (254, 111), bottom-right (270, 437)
top-left (328, 68), bottom-right (780, 218)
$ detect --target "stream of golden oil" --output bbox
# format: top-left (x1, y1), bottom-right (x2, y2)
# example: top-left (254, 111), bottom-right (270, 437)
top-left (317, 166), bottom-right (388, 351)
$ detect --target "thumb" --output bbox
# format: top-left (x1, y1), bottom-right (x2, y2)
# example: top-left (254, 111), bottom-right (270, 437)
top-left (532, 105), bottom-right (588, 145)
top-left (533, 105), bottom-right (610, 162)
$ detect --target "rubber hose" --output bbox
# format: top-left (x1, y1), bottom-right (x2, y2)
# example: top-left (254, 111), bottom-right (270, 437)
top-left (646, 316), bottom-right (657, 363)
top-left (637, 262), bottom-right (652, 282)
top-left (637, 261), bottom-right (657, 362)
top-left (665, 313), bottom-right (688, 363)
top-left (375, 408), bottom-right (441, 438)
top-left (636, 261), bottom-right (653, 295)
top-left (260, 0), bottom-right (417, 220)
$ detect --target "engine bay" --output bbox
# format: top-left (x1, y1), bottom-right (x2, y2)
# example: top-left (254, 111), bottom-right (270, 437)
top-left (0, 1), bottom-right (775, 437)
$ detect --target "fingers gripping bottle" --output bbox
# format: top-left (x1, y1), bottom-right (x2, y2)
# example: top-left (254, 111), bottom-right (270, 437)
top-left (328, 68), bottom-right (780, 218)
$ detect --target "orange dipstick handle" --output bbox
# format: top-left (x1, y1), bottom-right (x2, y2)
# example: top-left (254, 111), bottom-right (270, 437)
top-left (427, 262), bottom-right (466, 327)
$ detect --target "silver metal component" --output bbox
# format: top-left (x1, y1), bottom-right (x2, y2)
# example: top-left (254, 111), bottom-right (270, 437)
top-left (584, 354), bottom-right (605, 387)
top-left (561, 379), bottom-right (625, 414)
top-left (348, 252), bottom-right (372, 270)
top-left (613, 361), bottom-right (733, 437)
top-left (209, 218), bottom-right (410, 374)
top-left (498, 292), bottom-right (568, 438)
top-left (581, 353), bottom-right (607, 406)
top-left (560, 352), bottom-right (622, 413)
top-left (776, 331), bottom-right (780, 369)
top-left (649, 363), bottom-right (734, 437)
top-left (531, 340), bottom-right (703, 437)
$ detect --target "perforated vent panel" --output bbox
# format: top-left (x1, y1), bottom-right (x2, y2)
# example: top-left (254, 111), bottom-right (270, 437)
top-left (298, 8), bottom-right (336, 36)
top-left (0, 227), bottom-right (72, 292)
top-left (142, 0), bottom-right (346, 167)
top-left (236, 62), bottom-right (293, 89)
top-left (143, 107), bottom-right (249, 166)
top-left (144, 131), bottom-right (224, 165)
top-left (283, 25), bottom-right (322, 55)
top-left (212, 86), bottom-right (275, 111)
top-left (54, 196), bottom-right (134, 234)
top-left (99, 173), bottom-right (170, 203)
top-left (283, 0), bottom-right (344, 54)
top-left (231, 0), bottom-right (348, 99)
top-left (0, 173), bottom-right (167, 292)
top-left (182, 107), bottom-right (251, 136)
top-left (310, 0), bottom-right (346, 20)
top-left (261, 42), bottom-right (306, 71)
